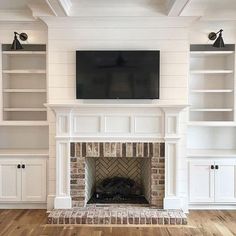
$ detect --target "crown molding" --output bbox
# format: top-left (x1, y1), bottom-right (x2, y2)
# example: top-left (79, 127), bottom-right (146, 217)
top-left (0, 9), bottom-right (36, 22)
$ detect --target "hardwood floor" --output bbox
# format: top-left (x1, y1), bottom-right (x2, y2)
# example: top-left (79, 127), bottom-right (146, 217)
top-left (0, 210), bottom-right (236, 236)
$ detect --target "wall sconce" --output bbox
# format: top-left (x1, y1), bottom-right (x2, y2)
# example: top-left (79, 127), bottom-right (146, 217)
top-left (11, 32), bottom-right (28, 50)
top-left (208, 29), bottom-right (225, 48)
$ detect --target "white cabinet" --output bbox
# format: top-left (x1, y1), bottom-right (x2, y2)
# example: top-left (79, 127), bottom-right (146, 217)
top-left (0, 160), bottom-right (21, 201)
top-left (189, 160), bottom-right (236, 204)
top-left (189, 160), bottom-right (214, 203)
top-left (215, 160), bottom-right (236, 202)
top-left (0, 158), bottom-right (46, 203)
top-left (22, 159), bottom-right (46, 202)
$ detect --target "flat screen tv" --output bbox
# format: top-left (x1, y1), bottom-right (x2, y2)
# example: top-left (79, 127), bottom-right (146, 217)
top-left (76, 50), bottom-right (160, 99)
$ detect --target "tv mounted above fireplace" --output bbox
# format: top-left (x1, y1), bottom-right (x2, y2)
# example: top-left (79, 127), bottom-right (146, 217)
top-left (76, 50), bottom-right (160, 99)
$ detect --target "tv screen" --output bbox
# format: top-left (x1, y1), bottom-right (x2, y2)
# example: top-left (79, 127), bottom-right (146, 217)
top-left (76, 50), bottom-right (160, 99)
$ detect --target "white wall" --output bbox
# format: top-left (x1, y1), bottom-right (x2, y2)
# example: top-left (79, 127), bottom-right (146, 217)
top-left (46, 17), bottom-right (191, 103)
top-left (43, 16), bottom-right (193, 209)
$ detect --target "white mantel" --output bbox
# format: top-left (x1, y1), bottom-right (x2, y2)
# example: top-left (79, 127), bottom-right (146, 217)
top-left (47, 101), bottom-right (188, 210)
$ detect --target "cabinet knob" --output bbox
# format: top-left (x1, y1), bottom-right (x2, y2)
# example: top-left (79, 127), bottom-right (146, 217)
top-left (17, 164), bottom-right (21, 169)
top-left (211, 165), bottom-right (214, 169)
top-left (215, 165), bottom-right (219, 170)
top-left (22, 164), bottom-right (25, 169)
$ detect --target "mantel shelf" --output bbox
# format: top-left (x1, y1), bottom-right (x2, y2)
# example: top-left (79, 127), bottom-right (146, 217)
top-left (45, 101), bottom-right (188, 109)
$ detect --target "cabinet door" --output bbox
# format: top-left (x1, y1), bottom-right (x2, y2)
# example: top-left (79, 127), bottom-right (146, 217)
top-left (0, 160), bottom-right (21, 202)
top-left (21, 159), bottom-right (46, 202)
top-left (215, 160), bottom-right (236, 203)
top-left (189, 160), bottom-right (215, 203)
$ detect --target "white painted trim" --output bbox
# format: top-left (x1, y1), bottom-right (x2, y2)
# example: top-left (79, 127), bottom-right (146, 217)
top-left (164, 197), bottom-right (182, 209)
top-left (0, 203), bottom-right (46, 209)
top-left (69, 137), bottom-right (165, 142)
top-left (58, 0), bottom-right (72, 16)
top-left (0, 10), bottom-right (36, 22)
top-left (167, 0), bottom-right (190, 16)
top-left (46, 102), bottom-right (188, 109)
top-left (47, 194), bottom-right (55, 210)
top-left (54, 196), bottom-right (71, 209)
top-left (189, 204), bottom-right (236, 210)
top-left (50, 104), bottom-right (186, 210)
top-left (54, 141), bottom-right (72, 209)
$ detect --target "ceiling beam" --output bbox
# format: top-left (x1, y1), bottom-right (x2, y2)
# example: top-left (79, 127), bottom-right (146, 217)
top-left (0, 9), bottom-right (36, 22)
top-left (46, 0), bottom-right (71, 16)
top-left (167, 0), bottom-right (191, 16)
top-left (58, 0), bottom-right (72, 16)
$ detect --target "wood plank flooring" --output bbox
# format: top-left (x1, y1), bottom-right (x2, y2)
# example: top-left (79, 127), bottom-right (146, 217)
top-left (0, 209), bottom-right (236, 236)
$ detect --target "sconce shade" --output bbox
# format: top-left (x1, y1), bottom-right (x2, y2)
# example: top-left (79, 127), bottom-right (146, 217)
top-left (11, 32), bottom-right (28, 50)
top-left (208, 29), bottom-right (225, 48)
top-left (11, 35), bottom-right (23, 50)
top-left (213, 32), bottom-right (225, 48)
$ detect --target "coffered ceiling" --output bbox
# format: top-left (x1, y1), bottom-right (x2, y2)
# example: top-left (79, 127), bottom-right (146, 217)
top-left (0, 0), bottom-right (236, 21)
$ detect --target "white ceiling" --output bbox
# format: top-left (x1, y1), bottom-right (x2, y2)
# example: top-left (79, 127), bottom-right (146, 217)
top-left (0, 0), bottom-right (236, 21)
top-left (181, 0), bottom-right (236, 17)
top-left (0, 0), bottom-right (28, 10)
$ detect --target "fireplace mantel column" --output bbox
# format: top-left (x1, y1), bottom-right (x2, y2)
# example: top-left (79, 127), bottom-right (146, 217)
top-left (54, 108), bottom-right (72, 209)
top-left (161, 107), bottom-right (182, 209)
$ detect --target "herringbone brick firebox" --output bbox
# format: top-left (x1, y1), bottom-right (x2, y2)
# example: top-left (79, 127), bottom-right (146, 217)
top-left (70, 142), bottom-right (165, 208)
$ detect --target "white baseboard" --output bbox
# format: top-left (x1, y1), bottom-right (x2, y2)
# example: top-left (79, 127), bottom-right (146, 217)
top-left (189, 204), bottom-right (236, 210)
top-left (47, 194), bottom-right (55, 211)
top-left (163, 197), bottom-right (182, 209)
top-left (0, 203), bottom-right (46, 209)
top-left (54, 196), bottom-right (72, 209)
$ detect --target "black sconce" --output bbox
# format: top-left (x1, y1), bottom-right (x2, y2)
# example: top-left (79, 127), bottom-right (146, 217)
top-left (11, 32), bottom-right (28, 50)
top-left (208, 29), bottom-right (225, 48)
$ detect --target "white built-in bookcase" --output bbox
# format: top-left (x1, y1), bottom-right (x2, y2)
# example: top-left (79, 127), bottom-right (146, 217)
top-left (2, 44), bottom-right (47, 123)
top-left (188, 45), bottom-right (236, 208)
top-left (0, 44), bottom-right (48, 153)
top-left (189, 44), bottom-right (235, 123)
top-left (188, 44), bottom-right (236, 159)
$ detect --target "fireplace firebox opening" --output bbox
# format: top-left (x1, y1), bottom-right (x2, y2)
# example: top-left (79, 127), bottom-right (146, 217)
top-left (85, 157), bottom-right (151, 204)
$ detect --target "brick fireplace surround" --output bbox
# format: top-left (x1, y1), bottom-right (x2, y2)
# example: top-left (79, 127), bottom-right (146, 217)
top-left (47, 103), bottom-right (188, 225)
top-left (70, 142), bottom-right (165, 208)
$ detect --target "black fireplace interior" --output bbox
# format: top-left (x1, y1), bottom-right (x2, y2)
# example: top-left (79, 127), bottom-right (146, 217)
top-left (87, 176), bottom-right (148, 204)
top-left (86, 156), bottom-right (150, 205)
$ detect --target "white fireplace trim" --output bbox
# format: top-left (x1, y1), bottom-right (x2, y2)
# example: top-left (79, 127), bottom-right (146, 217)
top-left (47, 102), bottom-right (187, 210)
top-left (54, 140), bottom-right (72, 209)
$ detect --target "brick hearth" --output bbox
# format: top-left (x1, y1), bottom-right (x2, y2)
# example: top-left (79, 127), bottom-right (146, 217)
top-left (48, 206), bottom-right (187, 225)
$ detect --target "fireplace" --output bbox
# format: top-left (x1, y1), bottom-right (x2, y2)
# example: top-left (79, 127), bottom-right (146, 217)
top-left (47, 102), bottom-right (187, 211)
top-left (70, 142), bottom-right (165, 208)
